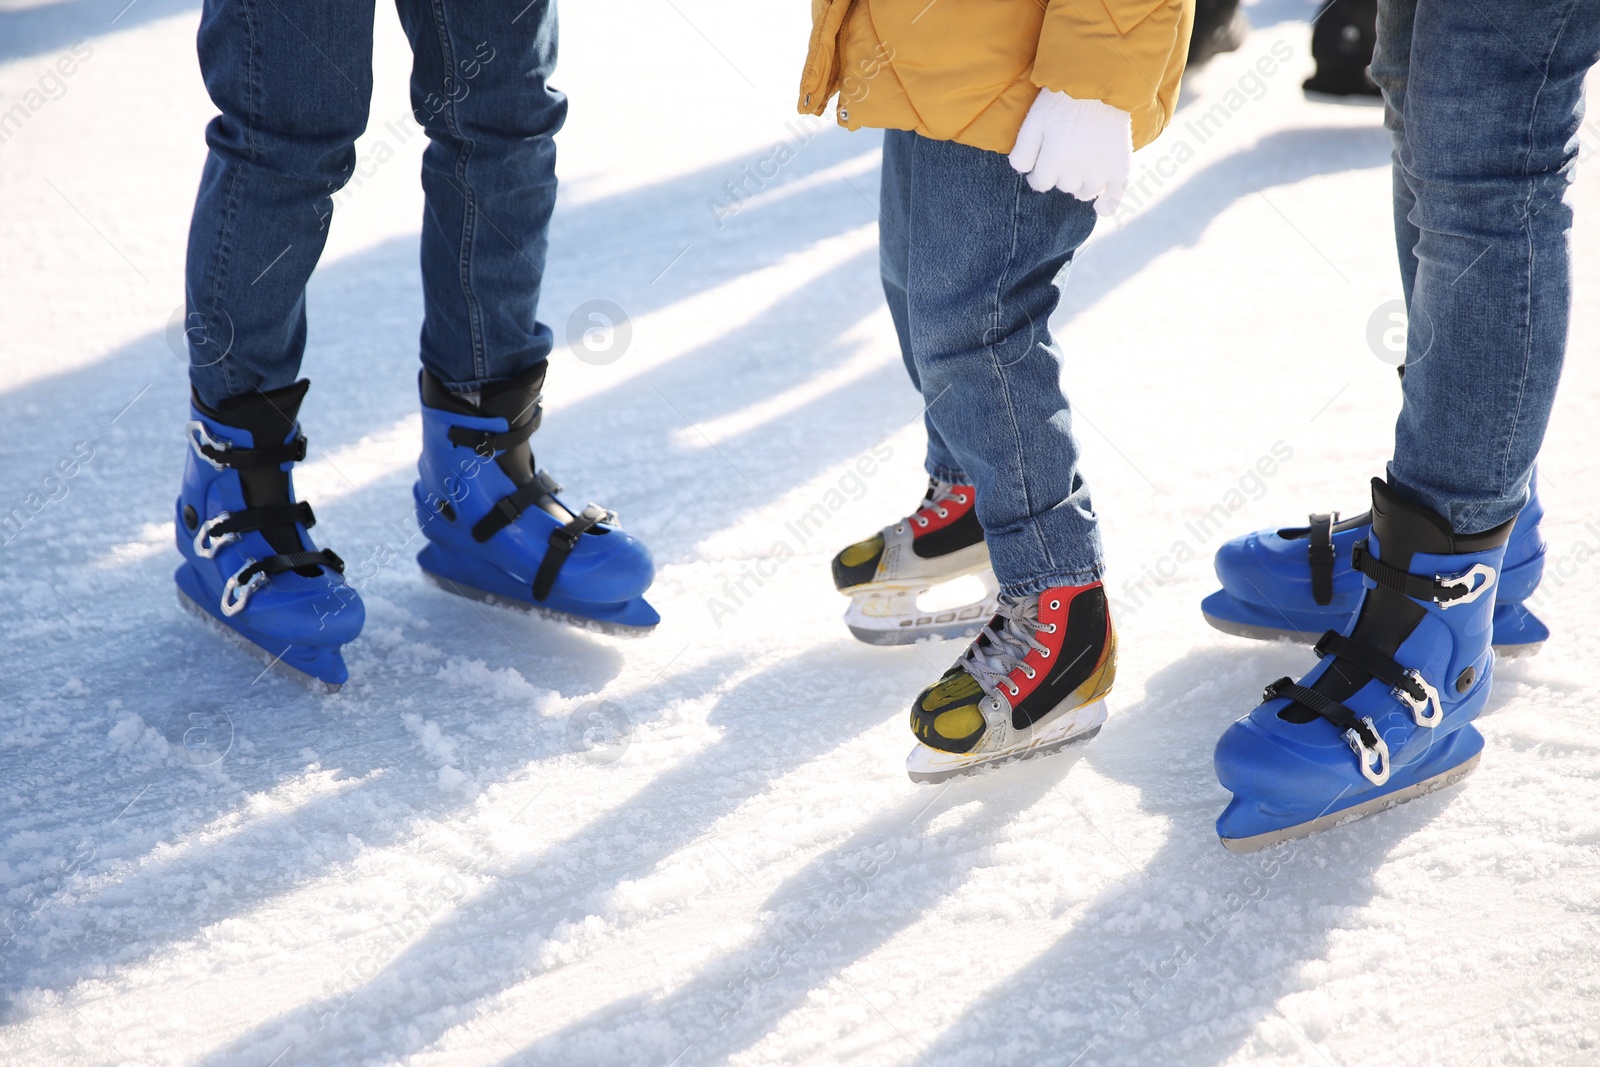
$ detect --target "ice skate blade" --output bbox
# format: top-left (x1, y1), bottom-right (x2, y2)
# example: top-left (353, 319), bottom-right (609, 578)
top-left (906, 700), bottom-right (1107, 784)
top-left (175, 587), bottom-right (343, 693)
top-left (1202, 593), bottom-right (1548, 656)
top-left (1219, 751), bottom-right (1481, 853)
top-left (846, 615), bottom-right (991, 647)
top-left (844, 578), bottom-right (998, 647)
top-left (1200, 610), bottom-right (1318, 645)
top-left (420, 569), bottom-right (656, 638)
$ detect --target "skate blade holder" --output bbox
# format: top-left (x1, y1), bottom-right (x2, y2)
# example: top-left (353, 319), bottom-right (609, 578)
top-left (1438, 564), bottom-right (1497, 608)
top-left (1343, 716), bottom-right (1391, 786)
top-left (186, 419), bottom-right (232, 470)
top-left (221, 558), bottom-right (269, 617)
top-left (1393, 669), bottom-right (1443, 728)
top-left (194, 512), bottom-right (239, 559)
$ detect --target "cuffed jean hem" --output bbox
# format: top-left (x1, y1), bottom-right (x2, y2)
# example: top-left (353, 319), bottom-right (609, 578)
top-left (1385, 463), bottom-right (1529, 537)
top-left (999, 564), bottom-right (1105, 600)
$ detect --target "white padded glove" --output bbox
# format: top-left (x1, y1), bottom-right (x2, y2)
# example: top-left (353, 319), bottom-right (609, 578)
top-left (1008, 89), bottom-right (1133, 217)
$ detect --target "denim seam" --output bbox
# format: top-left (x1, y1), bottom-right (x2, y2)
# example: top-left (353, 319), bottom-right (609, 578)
top-left (210, 0), bottom-right (260, 402)
top-left (429, 0), bottom-right (486, 381)
top-left (1475, 0), bottom-right (1579, 534)
top-left (988, 168), bottom-right (1054, 577)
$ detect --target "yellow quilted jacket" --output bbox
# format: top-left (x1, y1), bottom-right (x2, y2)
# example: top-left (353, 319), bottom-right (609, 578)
top-left (798, 0), bottom-right (1194, 154)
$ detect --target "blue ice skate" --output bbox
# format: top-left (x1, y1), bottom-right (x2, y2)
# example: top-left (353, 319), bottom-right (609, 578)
top-left (413, 365), bottom-right (658, 634)
top-left (1201, 473), bottom-right (1547, 654)
top-left (174, 381), bottom-right (363, 690)
top-left (1214, 478), bottom-right (1513, 851)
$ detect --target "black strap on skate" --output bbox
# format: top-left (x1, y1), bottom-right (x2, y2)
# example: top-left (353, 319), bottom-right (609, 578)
top-left (1312, 630), bottom-right (1427, 704)
top-left (199, 434), bottom-right (308, 469)
top-left (531, 508), bottom-right (608, 602)
top-left (209, 501), bottom-right (316, 537)
top-left (446, 409), bottom-right (541, 458)
top-left (1262, 676), bottom-right (1380, 748)
top-left (236, 548), bottom-right (346, 584)
top-left (1307, 513), bottom-right (1336, 606)
top-left (1351, 540), bottom-right (1474, 604)
top-left (471, 479), bottom-right (555, 543)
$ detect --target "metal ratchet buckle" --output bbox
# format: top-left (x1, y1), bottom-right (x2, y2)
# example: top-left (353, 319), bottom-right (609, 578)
top-left (221, 559), bottom-right (268, 617)
top-left (580, 502), bottom-right (618, 526)
top-left (1344, 717), bottom-right (1391, 786)
top-left (185, 420), bottom-right (231, 470)
top-left (1438, 563), bottom-right (1496, 608)
top-left (1393, 669), bottom-right (1443, 728)
top-left (194, 512), bottom-right (237, 559)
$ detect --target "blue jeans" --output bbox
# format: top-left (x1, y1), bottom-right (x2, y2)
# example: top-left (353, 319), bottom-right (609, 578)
top-left (184, 0), bottom-right (565, 408)
top-left (1375, 0), bottom-right (1600, 534)
top-left (880, 130), bottom-right (1103, 597)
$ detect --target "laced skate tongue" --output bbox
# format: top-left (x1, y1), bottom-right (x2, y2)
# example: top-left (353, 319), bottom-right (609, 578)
top-left (198, 380), bottom-right (317, 572)
top-left (964, 596), bottom-right (1039, 694)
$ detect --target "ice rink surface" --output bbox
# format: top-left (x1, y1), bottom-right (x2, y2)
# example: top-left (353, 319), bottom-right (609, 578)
top-left (2, 1), bottom-right (1598, 1064)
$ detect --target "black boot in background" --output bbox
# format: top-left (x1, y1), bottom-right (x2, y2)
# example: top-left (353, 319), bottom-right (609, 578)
top-left (1304, 0), bottom-right (1382, 98)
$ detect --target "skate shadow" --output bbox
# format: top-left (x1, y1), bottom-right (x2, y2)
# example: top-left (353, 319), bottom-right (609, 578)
top-left (916, 644), bottom-right (1469, 1066)
top-left (481, 753), bottom-right (1087, 1067)
top-left (0, 133), bottom-right (899, 1012)
top-left (181, 641), bottom-right (951, 1067)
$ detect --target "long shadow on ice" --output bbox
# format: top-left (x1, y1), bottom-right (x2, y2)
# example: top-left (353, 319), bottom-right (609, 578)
top-left (185, 640), bottom-right (950, 1067)
top-left (916, 645), bottom-right (1465, 1067)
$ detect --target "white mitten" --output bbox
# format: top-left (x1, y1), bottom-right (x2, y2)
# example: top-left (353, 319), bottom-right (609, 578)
top-left (1008, 89), bottom-right (1134, 217)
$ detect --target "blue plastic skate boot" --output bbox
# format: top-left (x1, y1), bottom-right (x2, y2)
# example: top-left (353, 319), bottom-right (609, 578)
top-left (413, 365), bottom-right (658, 633)
top-left (1214, 478), bottom-right (1514, 851)
top-left (174, 381), bottom-right (363, 689)
top-left (1201, 472), bottom-right (1546, 654)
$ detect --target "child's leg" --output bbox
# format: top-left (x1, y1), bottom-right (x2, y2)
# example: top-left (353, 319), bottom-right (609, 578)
top-left (898, 132), bottom-right (1102, 597)
top-left (880, 130), bottom-right (966, 484)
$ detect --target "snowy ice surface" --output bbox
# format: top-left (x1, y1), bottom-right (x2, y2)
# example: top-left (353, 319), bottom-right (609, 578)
top-left (3, 1), bottom-right (1599, 1065)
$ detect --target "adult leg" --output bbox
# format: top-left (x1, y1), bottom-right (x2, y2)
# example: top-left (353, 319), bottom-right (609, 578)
top-left (1387, 0), bottom-right (1600, 534)
top-left (395, 0), bottom-right (566, 391)
top-left (400, 0), bottom-right (657, 630)
top-left (185, 0), bottom-right (377, 407)
top-left (176, 0), bottom-right (374, 686)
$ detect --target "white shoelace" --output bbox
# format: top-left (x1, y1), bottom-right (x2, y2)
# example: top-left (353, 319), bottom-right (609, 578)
top-left (910, 480), bottom-right (969, 528)
top-left (962, 596), bottom-right (1054, 699)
